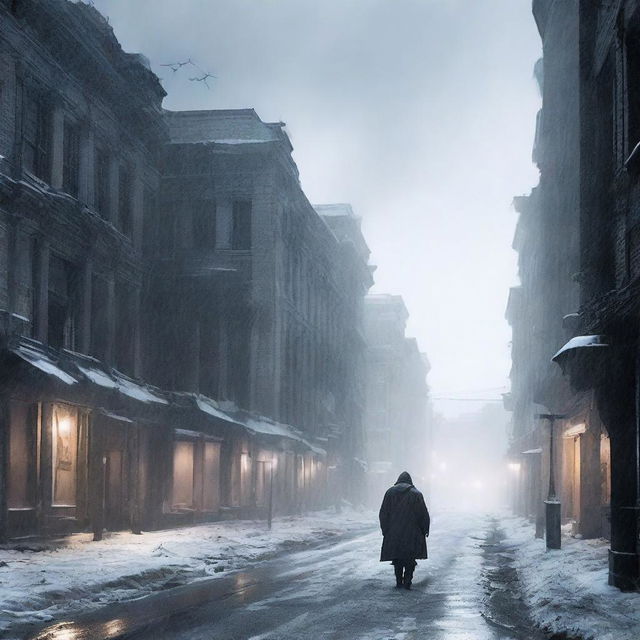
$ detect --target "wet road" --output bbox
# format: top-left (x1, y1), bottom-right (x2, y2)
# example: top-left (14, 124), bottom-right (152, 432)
top-left (29, 512), bottom-right (545, 640)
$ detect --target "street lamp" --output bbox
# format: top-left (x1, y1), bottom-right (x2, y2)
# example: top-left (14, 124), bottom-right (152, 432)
top-left (536, 413), bottom-right (566, 550)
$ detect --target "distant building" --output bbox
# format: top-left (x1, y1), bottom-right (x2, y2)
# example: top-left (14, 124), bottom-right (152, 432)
top-left (362, 294), bottom-right (432, 502)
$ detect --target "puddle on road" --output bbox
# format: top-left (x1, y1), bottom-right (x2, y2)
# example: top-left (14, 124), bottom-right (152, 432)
top-left (480, 518), bottom-right (547, 640)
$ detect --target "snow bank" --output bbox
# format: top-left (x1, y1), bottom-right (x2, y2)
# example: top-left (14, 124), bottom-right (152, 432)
top-left (0, 509), bottom-right (373, 638)
top-left (501, 515), bottom-right (640, 640)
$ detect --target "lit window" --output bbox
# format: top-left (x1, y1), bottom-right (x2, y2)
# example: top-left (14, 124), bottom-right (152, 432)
top-left (52, 404), bottom-right (78, 507)
top-left (171, 441), bottom-right (195, 509)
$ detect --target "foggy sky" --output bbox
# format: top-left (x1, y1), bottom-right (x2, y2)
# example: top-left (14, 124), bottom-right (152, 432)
top-left (93, 0), bottom-right (542, 417)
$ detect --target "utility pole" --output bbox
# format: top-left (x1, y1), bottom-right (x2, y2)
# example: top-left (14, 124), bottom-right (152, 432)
top-left (536, 413), bottom-right (566, 550)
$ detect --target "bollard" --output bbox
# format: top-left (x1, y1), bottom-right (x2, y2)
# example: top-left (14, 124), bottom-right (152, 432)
top-left (545, 499), bottom-right (561, 549)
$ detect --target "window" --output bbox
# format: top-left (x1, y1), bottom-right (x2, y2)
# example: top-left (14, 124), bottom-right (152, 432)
top-left (232, 200), bottom-right (252, 250)
top-left (115, 283), bottom-right (136, 374)
top-left (193, 200), bottom-right (216, 249)
top-left (94, 148), bottom-right (110, 219)
top-left (202, 441), bottom-right (220, 511)
top-left (22, 92), bottom-right (50, 181)
top-left (52, 404), bottom-right (78, 507)
top-left (142, 188), bottom-right (157, 256)
top-left (62, 120), bottom-right (80, 197)
top-left (48, 254), bottom-right (78, 350)
top-left (628, 30), bottom-right (640, 152)
top-left (90, 276), bottom-right (108, 361)
top-left (171, 440), bottom-right (195, 509)
top-left (119, 165), bottom-right (133, 237)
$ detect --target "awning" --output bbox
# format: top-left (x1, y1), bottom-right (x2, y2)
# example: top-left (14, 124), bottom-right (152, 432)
top-left (552, 335), bottom-right (609, 362)
top-left (188, 394), bottom-right (326, 456)
top-left (12, 344), bottom-right (78, 385)
top-left (244, 416), bottom-right (326, 456)
top-left (521, 448), bottom-right (543, 455)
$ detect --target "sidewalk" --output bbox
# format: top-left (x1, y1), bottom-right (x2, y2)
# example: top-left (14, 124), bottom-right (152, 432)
top-left (0, 508), bottom-right (374, 638)
top-left (500, 515), bottom-right (640, 640)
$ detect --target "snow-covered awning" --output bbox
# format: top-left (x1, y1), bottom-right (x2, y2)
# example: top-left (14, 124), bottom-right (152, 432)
top-left (76, 363), bottom-right (168, 405)
top-left (12, 343), bottom-right (78, 385)
top-left (244, 416), bottom-right (326, 456)
top-left (185, 394), bottom-right (326, 456)
top-left (552, 335), bottom-right (609, 363)
top-left (521, 448), bottom-right (543, 455)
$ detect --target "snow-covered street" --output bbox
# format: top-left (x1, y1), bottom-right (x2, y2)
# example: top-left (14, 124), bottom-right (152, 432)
top-left (0, 509), bottom-right (372, 640)
top-left (5, 511), bottom-right (640, 639)
top-left (502, 517), bottom-right (640, 640)
top-left (12, 511), bottom-right (541, 640)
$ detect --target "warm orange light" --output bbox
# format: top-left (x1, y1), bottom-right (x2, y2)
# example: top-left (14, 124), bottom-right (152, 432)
top-left (57, 418), bottom-right (72, 435)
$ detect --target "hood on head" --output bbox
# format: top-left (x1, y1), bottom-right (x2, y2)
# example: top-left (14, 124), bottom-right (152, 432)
top-left (395, 471), bottom-right (413, 485)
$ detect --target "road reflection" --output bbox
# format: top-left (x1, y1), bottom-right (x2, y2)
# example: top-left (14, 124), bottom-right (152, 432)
top-left (30, 618), bottom-right (126, 640)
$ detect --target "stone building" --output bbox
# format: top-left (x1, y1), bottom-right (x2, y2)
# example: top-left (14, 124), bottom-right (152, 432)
top-left (0, 1), bottom-right (374, 540)
top-left (362, 294), bottom-right (431, 503)
top-left (0, 0), bottom-right (169, 539)
top-left (151, 110), bottom-right (373, 512)
top-left (508, 0), bottom-right (640, 589)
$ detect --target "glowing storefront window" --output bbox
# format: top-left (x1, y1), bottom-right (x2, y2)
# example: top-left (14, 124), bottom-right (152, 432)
top-left (202, 441), bottom-right (220, 512)
top-left (52, 404), bottom-right (78, 507)
top-left (172, 441), bottom-right (195, 509)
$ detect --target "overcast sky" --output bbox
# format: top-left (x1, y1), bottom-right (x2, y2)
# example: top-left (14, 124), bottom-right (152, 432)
top-left (93, 0), bottom-right (542, 417)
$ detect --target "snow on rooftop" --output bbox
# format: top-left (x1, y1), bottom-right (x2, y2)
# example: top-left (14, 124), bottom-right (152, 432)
top-left (313, 203), bottom-right (356, 218)
top-left (77, 365), bottom-right (117, 389)
top-left (165, 109), bottom-right (285, 146)
top-left (117, 377), bottom-right (168, 405)
top-left (14, 346), bottom-right (77, 386)
top-left (196, 396), bottom-right (242, 424)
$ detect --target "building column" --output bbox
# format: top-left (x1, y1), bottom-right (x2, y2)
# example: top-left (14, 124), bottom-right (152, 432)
top-left (88, 414), bottom-right (106, 541)
top-left (132, 153), bottom-right (144, 251)
top-left (104, 276), bottom-right (116, 367)
top-left (6, 218), bottom-right (20, 320)
top-left (78, 259), bottom-right (92, 354)
top-left (217, 312), bottom-right (229, 400)
top-left (579, 425), bottom-right (603, 538)
top-left (107, 158), bottom-right (120, 227)
top-left (215, 199), bottom-right (233, 249)
top-left (49, 104), bottom-right (65, 190)
top-left (78, 124), bottom-right (94, 207)
top-left (35, 239), bottom-right (49, 343)
top-left (0, 397), bottom-right (9, 541)
top-left (132, 286), bottom-right (143, 379)
top-left (597, 346), bottom-right (640, 590)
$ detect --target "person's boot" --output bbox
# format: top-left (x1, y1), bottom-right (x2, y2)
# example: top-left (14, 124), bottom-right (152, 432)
top-left (403, 564), bottom-right (415, 590)
top-left (394, 563), bottom-right (403, 588)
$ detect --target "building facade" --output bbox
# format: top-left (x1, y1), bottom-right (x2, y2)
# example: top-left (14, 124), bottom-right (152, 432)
top-left (0, 1), bottom-right (375, 540)
top-left (0, 0), bottom-right (168, 539)
top-left (362, 294), bottom-right (431, 503)
top-left (508, 0), bottom-right (640, 590)
top-left (154, 111), bottom-right (374, 511)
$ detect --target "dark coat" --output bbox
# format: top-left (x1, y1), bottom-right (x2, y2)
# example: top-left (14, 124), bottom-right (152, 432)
top-left (379, 472), bottom-right (430, 561)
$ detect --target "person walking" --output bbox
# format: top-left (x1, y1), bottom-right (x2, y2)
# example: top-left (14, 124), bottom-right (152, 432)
top-left (379, 471), bottom-right (430, 590)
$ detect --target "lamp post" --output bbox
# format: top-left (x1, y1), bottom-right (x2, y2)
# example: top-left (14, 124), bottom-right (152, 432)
top-left (536, 413), bottom-right (566, 549)
top-left (267, 456), bottom-right (275, 530)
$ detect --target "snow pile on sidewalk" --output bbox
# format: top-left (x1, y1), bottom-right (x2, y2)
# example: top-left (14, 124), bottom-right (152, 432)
top-left (0, 509), bottom-right (373, 636)
top-left (501, 515), bottom-right (640, 640)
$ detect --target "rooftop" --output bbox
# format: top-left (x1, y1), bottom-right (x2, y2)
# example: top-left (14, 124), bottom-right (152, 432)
top-left (313, 203), bottom-right (358, 218)
top-left (165, 108), bottom-right (291, 149)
